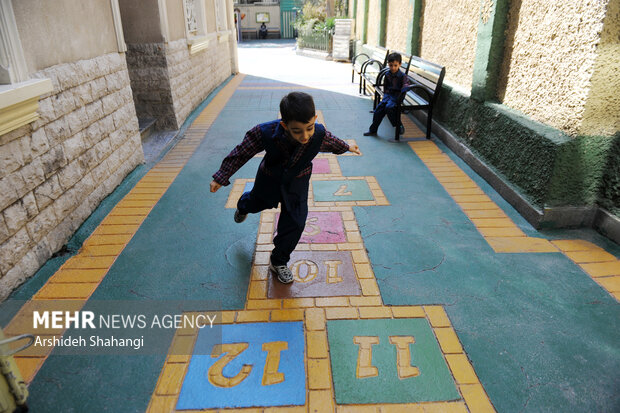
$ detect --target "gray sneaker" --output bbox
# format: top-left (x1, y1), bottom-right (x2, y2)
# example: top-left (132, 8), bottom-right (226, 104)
top-left (269, 262), bottom-right (294, 284)
top-left (234, 209), bottom-right (247, 223)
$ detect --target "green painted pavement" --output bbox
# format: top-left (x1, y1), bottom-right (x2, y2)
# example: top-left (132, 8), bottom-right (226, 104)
top-left (327, 318), bottom-right (460, 404)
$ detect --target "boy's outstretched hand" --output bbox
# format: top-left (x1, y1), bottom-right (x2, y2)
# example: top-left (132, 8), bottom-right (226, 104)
top-left (348, 144), bottom-right (361, 155)
top-left (210, 181), bottom-right (222, 193)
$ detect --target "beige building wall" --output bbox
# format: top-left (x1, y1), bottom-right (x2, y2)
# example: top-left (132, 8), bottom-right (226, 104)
top-left (205, 0), bottom-right (218, 34)
top-left (577, 0), bottom-right (620, 136)
top-left (385, 0), bottom-right (413, 53)
top-left (366, 0), bottom-right (381, 46)
top-left (498, 0), bottom-right (609, 136)
top-left (0, 54), bottom-right (144, 300)
top-left (166, 0), bottom-right (187, 41)
top-left (12, 0), bottom-right (119, 73)
top-left (119, 0), bottom-right (164, 43)
top-left (419, 0), bottom-right (478, 89)
top-left (355, 0), bottom-right (365, 39)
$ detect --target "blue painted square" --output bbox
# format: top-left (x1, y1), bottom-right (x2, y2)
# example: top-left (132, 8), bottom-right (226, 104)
top-left (176, 322), bottom-right (306, 409)
top-left (243, 182), bottom-right (254, 193)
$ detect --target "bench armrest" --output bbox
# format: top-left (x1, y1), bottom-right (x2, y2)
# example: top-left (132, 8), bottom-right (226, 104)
top-left (352, 53), bottom-right (370, 66)
top-left (374, 67), bottom-right (391, 88)
top-left (409, 81), bottom-right (433, 99)
top-left (361, 59), bottom-right (384, 74)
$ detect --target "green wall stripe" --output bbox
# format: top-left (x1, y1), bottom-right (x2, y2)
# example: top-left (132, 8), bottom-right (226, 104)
top-left (378, 0), bottom-right (387, 46)
top-left (471, 0), bottom-right (509, 102)
top-left (408, 0), bottom-right (422, 55)
top-left (363, 0), bottom-right (369, 44)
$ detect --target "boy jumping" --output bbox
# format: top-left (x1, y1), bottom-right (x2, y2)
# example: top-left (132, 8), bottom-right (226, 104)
top-left (210, 92), bottom-right (360, 283)
top-left (363, 52), bottom-right (410, 137)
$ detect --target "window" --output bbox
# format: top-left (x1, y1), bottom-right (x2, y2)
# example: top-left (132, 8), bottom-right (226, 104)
top-left (0, 0), bottom-right (52, 136)
top-left (215, 0), bottom-right (228, 32)
top-left (183, 0), bottom-right (210, 53)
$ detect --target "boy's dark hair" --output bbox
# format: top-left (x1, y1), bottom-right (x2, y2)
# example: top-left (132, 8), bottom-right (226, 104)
top-left (280, 92), bottom-right (316, 124)
top-left (387, 52), bottom-right (402, 64)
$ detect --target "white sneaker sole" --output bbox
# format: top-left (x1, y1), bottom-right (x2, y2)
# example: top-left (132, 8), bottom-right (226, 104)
top-left (269, 263), bottom-right (294, 284)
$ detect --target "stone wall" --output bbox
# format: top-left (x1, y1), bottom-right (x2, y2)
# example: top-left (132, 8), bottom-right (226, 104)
top-left (0, 53), bottom-right (144, 300)
top-left (126, 37), bottom-right (233, 131)
top-left (167, 38), bottom-right (233, 128)
top-left (126, 43), bottom-right (177, 130)
top-left (498, 0), bottom-right (609, 136)
top-left (419, 0), bottom-right (479, 89)
top-left (385, 0), bottom-right (413, 53)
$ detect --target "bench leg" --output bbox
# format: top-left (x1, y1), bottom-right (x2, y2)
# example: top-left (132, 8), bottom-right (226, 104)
top-left (351, 69), bottom-right (355, 83)
top-left (426, 108), bottom-right (433, 139)
top-left (395, 107), bottom-right (401, 141)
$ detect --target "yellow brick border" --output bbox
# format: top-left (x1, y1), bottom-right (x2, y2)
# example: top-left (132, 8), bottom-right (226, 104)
top-left (409, 140), bottom-right (620, 300)
top-left (551, 240), bottom-right (620, 301)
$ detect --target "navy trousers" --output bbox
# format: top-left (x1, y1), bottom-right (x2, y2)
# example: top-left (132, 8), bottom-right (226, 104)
top-left (237, 175), bottom-right (309, 266)
top-left (369, 94), bottom-right (400, 132)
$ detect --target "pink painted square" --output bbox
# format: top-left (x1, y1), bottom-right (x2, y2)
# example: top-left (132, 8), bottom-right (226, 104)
top-left (274, 212), bottom-right (346, 243)
top-left (311, 158), bottom-right (331, 174)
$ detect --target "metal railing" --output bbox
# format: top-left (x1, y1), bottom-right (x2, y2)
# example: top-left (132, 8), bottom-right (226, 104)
top-left (296, 29), bottom-right (333, 52)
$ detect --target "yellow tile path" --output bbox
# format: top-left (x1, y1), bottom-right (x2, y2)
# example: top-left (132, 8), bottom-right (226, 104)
top-left (408, 138), bottom-right (619, 301)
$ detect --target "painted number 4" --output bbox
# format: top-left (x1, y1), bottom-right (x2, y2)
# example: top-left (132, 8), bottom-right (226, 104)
top-left (208, 341), bottom-right (288, 387)
top-left (354, 336), bottom-right (420, 379)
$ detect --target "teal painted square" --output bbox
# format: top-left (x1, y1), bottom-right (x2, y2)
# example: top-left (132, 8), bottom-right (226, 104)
top-left (327, 318), bottom-right (460, 404)
top-left (177, 322), bottom-right (306, 409)
top-left (313, 180), bottom-right (374, 202)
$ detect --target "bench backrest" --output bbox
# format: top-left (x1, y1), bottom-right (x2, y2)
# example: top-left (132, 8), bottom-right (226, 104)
top-left (361, 45), bottom-right (389, 65)
top-left (371, 47), bottom-right (389, 65)
top-left (407, 56), bottom-right (445, 104)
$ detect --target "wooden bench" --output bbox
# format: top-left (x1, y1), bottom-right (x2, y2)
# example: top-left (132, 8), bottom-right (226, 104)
top-left (351, 45), bottom-right (389, 95)
top-left (241, 28), bottom-right (257, 40)
top-left (266, 28), bottom-right (281, 39)
top-left (373, 53), bottom-right (445, 140)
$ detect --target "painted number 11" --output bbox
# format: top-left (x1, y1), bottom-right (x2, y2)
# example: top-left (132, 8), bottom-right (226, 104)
top-left (354, 336), bottom-right (420, 379)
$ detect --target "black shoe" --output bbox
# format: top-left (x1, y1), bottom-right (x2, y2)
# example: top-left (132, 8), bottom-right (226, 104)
top-left (269, 262), bottom-right (294, 284)
top-left (399, 124), bottom-right (405, 135)
top-left (363, 130), bottom-right (377, 136)
top-left (234, 209), bottom-right (247, 223)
